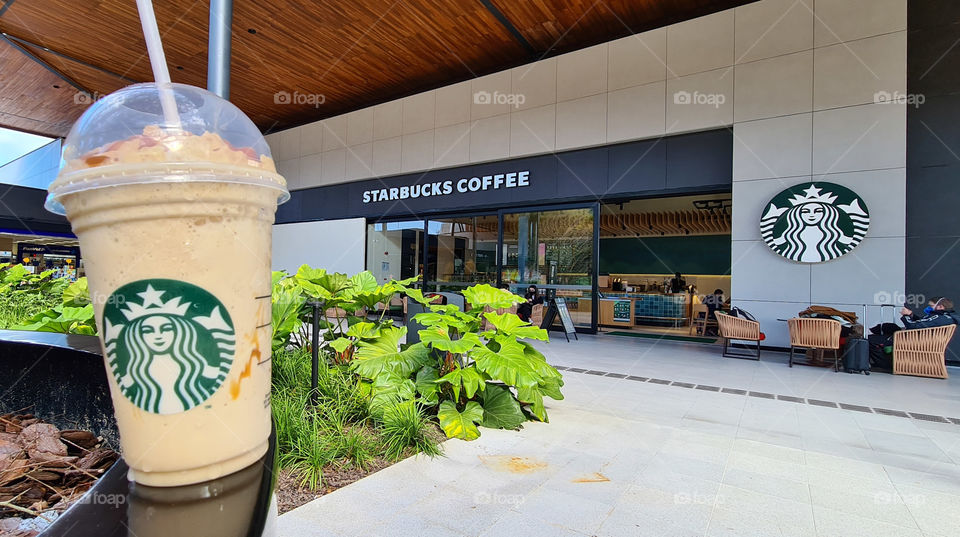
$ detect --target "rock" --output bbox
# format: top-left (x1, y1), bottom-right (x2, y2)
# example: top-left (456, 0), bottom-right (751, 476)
top-left (0, 438), bottom-right (23, 459)
top-left (59, 430), bottom-right (99, 450)
top-left (17, 423), bottom-right (67, 458)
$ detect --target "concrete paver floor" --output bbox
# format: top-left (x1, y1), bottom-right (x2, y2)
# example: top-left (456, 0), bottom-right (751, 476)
top-left (279, 335), bottom-right (960, 537)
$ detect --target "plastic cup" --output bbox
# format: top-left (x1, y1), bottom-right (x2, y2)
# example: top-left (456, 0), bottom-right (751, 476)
top-left (47, 83), bottom-right (288, 487)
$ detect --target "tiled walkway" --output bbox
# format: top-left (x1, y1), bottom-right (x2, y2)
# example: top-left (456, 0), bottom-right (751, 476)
top-left (279, 335), bottom-right (960, 537)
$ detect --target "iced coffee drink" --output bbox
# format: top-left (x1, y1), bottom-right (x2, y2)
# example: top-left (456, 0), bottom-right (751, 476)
top-left (47, 83), bottom-right (287, 487)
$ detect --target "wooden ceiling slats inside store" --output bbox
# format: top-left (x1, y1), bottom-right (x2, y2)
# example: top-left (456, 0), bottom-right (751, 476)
top-left (0, 0), bottom-right (754, 138)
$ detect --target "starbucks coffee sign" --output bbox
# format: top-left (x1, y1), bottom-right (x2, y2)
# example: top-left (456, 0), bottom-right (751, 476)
top-left (760, 182), bottom-right (869, 263)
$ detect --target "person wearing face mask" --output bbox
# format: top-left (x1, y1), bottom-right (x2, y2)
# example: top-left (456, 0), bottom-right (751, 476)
top-left (517, 284), bottom-right (543, 322)
top-left (900, 297), bottom-right (960, 329)
top-left (868, 297), bottom-right (959, 370)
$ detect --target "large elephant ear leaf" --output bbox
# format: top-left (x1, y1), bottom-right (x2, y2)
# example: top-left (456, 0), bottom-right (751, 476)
top-left (517, 385), bottom-right (548, 422)
top-left (369, 372), bottom-right (416, 418)
top-left (462, 284), bottom-right (523, 310)
top-left (472, 338), bottom-right (543, 388)
top-left (437, 401), bottom-right (484, 440)
top-left (482, 312), bottom-right (548, 340)
top-left (352, 328), bottom-right (430, 379)
top-left (436, 365), bottom-right (487, 401)
top-left (419, 328), bottom-right (481, 353)
top-left (294, 264), bottom-right (327, 283)
top-left (480, 384), bottom-right (526, 430)
top-left (414, 366), bottom-right (440, 404)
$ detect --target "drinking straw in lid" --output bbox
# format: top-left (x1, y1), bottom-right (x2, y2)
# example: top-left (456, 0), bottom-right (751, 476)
top-left (135, 0), bottom-right (181, 129)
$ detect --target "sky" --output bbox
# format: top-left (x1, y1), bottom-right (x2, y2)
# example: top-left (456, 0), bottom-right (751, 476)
top-left (0, 127), bottom-right (54, 167)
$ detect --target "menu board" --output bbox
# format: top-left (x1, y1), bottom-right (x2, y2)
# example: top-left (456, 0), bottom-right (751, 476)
top-left (613, 300), bottom-right (632, 323)
top-left (555, 298), bottom-right (577, 337)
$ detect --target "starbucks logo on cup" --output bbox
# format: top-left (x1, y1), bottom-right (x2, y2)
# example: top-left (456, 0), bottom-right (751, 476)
top-left (102, 279), bottom-right (235, 414)
top-left (760, 182), bottom-right (869, 263)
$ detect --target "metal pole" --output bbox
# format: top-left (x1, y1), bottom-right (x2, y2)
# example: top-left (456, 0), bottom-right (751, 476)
top-left (310, 302), bottom-right (320, 407)
top-left (207, 0), bottom-right (233, 99)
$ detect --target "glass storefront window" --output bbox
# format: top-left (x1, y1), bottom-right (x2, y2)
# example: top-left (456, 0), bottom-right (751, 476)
top-left (501, 208), bottom-right (595, 328)
top-left (365, 220), bottom-right (424, 285)
top-left (426, 215), bottom-right (499, 292)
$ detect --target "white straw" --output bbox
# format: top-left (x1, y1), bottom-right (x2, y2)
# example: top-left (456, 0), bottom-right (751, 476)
top-left (135, 0), bottom-right (181, 129)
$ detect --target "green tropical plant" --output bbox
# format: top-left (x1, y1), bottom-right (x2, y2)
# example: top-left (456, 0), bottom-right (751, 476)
top-left (346, 283), bottom-right (564, 440)
top-left (0, 266), bottom-right (94, 335)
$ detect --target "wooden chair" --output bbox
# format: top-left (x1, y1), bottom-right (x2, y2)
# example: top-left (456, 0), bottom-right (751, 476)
top-left (787, 318), bottom-right (842, 370)
top-left (690, 303), bottom-right (718, 336)
top-left (893, 324), bottom-right (956, 379)
top-left (715, 312), bottom-right (762, 360)
top-left (530, 303), bottom-right (544, 328)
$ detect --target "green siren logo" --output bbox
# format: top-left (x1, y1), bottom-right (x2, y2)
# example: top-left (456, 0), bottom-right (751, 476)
top-left (761, 182), bottom-right (869, 263)
top-left (102, 279), bottom-right (234, 414)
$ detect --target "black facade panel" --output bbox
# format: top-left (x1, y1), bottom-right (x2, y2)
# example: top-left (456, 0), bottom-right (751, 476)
top-left (666, 129), bottom-right (733, 189)
top-left (275, 128), bottom-right (732, 224)
top-left (906, 93), bottom-right (960, 169)
top-left (907, 0), bottom-right (960, 362)
top-left (0, 185), bottom-right (72, 234)
top-left (606, 139), bottom-right (667, 195)
top-left (905, 165), bottom-right (960, 231)
top-left (556, 147), bottom-right (609, 199)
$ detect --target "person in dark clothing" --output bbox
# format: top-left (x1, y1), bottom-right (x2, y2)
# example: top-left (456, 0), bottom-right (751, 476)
top-left (868, 297), bottom-right (959, 369)
top-left (703, 289), bottom-right (724, 319)
top-left (900, 298), bottom-right (960, 329)
top-left (517, 285), bottom-right (543, 322)
top-left (670, 272), bottom-right (686, 294)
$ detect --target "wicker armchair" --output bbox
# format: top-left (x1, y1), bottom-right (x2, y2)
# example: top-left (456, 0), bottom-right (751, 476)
top-left (893, 324), bottom-right (956, 379)
top-left (715, 312), bottom-right (762, 360)
top-left (788, 318), bottom-right (842, 370)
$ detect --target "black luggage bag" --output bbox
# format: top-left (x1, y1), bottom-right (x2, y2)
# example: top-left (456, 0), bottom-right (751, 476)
top-left (842, 338), bottom-right (871, 374)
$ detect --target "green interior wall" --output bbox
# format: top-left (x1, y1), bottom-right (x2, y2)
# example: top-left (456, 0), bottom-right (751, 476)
top-left (599, 235), bottom-right (731, 275)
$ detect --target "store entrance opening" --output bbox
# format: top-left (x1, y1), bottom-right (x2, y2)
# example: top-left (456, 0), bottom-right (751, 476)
top-left (597, 193), bottom-right (731, 340)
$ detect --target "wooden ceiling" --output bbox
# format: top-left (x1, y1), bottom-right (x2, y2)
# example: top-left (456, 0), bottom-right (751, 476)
top-left (0, 0), bottom-right (755, 138)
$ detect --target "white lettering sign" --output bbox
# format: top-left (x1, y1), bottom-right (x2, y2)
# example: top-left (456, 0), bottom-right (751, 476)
top-left (362, 170), bottom-right (531, 203)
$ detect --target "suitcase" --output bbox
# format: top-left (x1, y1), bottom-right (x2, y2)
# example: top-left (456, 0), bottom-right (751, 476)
top-left (842, 338), bottom-right (870, 374)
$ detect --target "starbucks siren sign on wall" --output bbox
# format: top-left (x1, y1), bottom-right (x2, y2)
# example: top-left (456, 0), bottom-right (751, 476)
top-left (760, 182), bottom-right (869, 263)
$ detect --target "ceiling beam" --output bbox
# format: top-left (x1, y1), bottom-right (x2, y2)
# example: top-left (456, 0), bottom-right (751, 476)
top-left (0, 33), bottom-right (88, 93)
top-left (478, 0), bottom-right (537, 59)
top-left (2, 33), bottom-right (138, 84)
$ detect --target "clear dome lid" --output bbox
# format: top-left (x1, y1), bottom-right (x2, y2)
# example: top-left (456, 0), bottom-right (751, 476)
top-left (46, 82), bottom-right (288, 214)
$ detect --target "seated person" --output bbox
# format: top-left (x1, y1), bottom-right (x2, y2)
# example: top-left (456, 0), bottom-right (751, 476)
top-left (868, 297), bottom-right (959, 369)
top-left (701, 289), bottom-right (724, 336)
top-left (517, 285), bottom-right (543, 322)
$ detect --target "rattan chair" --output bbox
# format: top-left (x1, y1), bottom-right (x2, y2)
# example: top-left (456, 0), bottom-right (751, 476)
top-left (787, 317), bottom-right (842, 370)
top-left (716, 312), bottom-right (762, 360)
top-left (893, 324), bottom-right (956, 379)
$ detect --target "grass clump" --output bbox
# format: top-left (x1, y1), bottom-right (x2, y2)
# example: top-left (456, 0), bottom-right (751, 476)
top-left (271, 347), bottom-right (441, 490)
